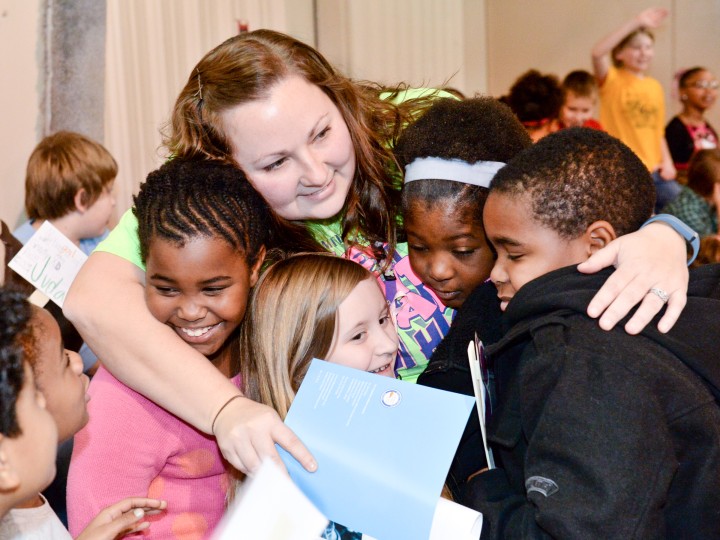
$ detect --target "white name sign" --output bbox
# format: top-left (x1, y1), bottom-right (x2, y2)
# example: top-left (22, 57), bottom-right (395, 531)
top-left (8, 222), bottom-right (87, 308)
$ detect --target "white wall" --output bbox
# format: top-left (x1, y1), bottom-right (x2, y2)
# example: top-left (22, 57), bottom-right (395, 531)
top-left (0, 0), bottom-right (41, 229)
top-left (317, 0), bottom-right (485, 95)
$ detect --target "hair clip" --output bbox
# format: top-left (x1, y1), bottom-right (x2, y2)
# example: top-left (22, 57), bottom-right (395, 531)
top-left (196, 68), bottom-right (203, 102)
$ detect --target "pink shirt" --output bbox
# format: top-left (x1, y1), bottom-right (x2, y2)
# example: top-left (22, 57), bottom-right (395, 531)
top-left (67, 367), bottom-right (240, 539)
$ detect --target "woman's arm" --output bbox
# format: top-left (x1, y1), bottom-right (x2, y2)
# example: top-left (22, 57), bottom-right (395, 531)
top-left (577, 221), bottom-right (688, 334)
top-left (64, 251), bottom-right (315, 474)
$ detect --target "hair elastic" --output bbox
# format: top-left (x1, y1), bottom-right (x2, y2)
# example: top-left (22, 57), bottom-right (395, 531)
top-left (403, 157), bottom-right (505, 188)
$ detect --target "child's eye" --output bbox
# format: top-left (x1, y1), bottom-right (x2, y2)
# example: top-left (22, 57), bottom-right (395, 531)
top-left (507, 253), bottom-right (524, 262)
top-left (314, 126), bottom-right (331, 141)
top-left (154, 286), bottom-right (178, 295)
top-left (65, 351), bottom-right (71, 367)
top-left (351, 331), bottom-right (367, 342)
top-left (263, 157), bottom-right (287, 172)
top-left (408, 244), bottom-right (427, 253)
top-left (453, 249), bottom-right (476, 258)
top-left (379, 315), bottom-right (391, 325)
top-left (203, 286), bottom-right (227, 295)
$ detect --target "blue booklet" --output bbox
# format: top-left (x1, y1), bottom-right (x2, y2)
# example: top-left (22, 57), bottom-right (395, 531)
top-left (278, 360), bottom-right (474, 540)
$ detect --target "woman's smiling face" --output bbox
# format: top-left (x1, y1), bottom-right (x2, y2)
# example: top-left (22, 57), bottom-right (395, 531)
top-left (221, 75), bottom-right (356, 221)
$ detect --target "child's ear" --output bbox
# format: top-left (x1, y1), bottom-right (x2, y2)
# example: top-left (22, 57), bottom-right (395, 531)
top-left (0, 440), bottom-right (20, 492)
top-left (73, 189), bottom-right (90, 213)
top-left (585, 220), bottom-right (617, 255)
top-left (249, 246), bottom-right (267, 287)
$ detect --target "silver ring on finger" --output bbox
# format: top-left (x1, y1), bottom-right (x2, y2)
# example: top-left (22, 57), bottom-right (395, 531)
top-left (649, 287), bottom-right (669, 304)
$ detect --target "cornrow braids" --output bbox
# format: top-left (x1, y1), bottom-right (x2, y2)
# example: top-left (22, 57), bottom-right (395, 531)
top-left (133, 158), bottom-right (271, 265)
top-left (0, 288), bottom-right (31, 437)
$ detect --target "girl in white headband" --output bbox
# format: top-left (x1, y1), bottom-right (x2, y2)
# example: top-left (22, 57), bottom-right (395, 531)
top-left (394, 97), bottom-right (531, 315)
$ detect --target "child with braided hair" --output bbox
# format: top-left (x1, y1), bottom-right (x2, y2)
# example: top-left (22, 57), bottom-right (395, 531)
top-left (67, 159), bottom-right (270, 539)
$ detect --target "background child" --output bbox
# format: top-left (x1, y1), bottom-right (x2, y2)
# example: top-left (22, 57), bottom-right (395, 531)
top-left (591, 6), bottom-right (679, 211)
top-left (662, 148), bottom-right (720, 236)
top-left (666, 66), bottom-right (719, 176)
top-left (67, 158), bottom-right (270, 539)
top-left (692, 234), bottom-right (720, 267)
top-left (469, 127), bottom-right (720, 537)
top-left (0, 288), bottom-right (165, 539)
top-left (558, 70), bottom-right (604, 130)
top-left (14, 130), bottom-right (117, 376)
top-left (0, 288), bottom-right (57, 520)
top-left (240, 253), bottom-right (398, 540)
top-left (13, 131), bottom-right (117, 255)
top-left (503, 70), bottom-right (563, 142)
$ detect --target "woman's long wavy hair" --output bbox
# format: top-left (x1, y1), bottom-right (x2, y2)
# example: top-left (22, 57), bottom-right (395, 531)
top-left (164, 29), bottom-right (433, 259)
top-left (239, 253), bottom-right (373, 419)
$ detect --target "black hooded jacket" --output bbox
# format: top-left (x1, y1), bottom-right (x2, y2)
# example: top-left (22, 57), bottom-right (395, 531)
top-left (438, 264), bottom-right (720, 539)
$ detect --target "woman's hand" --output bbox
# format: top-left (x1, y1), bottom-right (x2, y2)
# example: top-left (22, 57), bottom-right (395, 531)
top-left (213, 395), bottom-right (317, 476)
top-left (75, 498), bottom-right (166, 540)
top-left (577, 222), bottom-right (688, 334)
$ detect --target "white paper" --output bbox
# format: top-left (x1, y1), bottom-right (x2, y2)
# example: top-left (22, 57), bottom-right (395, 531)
top-left (7, 221), bottom-right (87, 308)
top-left (429, 498), bottom-right (483, 540)
top-left (468, 338), bottom-right (495, 469)
top-left (212, 459), bottom-right (328, 540)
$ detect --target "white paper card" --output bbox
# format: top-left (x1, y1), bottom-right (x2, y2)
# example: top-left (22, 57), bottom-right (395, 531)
top-left (7, 222), bottom-right (87, 307)
top-left (213, 459), bottom-right (328, 540)
top-left (468, 337), bottom-right (495, 469)
top-left (429, 498), bottom-right (483, 540)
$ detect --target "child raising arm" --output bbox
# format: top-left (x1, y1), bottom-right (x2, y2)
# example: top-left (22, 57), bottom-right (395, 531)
top-left (591, 7), bottom-right (679, 210)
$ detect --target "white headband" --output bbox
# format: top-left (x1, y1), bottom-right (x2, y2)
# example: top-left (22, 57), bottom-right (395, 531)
top-left (403, 157), bottom-right (505, 188)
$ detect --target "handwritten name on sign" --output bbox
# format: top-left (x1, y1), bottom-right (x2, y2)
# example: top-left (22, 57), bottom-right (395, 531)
top-left (8, 222), bottom-right (88, 308)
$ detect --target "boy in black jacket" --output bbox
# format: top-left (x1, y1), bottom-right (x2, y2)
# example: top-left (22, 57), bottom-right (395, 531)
top-left (468, 127), bottom-right (720, 538)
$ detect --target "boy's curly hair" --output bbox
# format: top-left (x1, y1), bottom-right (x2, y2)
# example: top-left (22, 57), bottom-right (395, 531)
top-left (0, 288), bottom-right (31, 437)
top-left (394, 96), bottom-right (531, 226)
top-left (491, 127), bottom-right (655, 239)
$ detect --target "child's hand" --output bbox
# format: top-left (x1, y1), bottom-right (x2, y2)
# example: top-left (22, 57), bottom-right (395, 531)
top-left (75, 497), bottom-right (167, 540)
top-left (659, 160), bottom-right (677, 181)
top-left (636, 7), bottom-right (668, 28)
